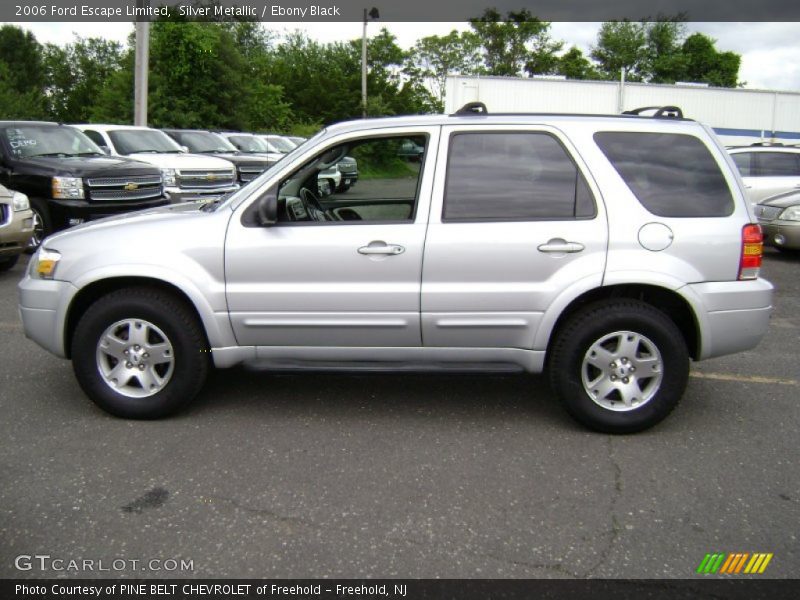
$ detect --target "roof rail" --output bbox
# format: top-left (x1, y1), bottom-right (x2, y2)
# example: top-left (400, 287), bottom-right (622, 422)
top-left (622, 106), bottom-right (684, 119)
top-left (749, 141), bottom-right (785, 147)
top-left (453, 102), bottom-right (488, 116)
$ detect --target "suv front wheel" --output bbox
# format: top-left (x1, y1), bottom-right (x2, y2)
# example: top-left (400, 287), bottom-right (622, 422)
top-left (548, 300), bottom-right (689, 433)
top-left (71, 287), bottom-right (209, 419)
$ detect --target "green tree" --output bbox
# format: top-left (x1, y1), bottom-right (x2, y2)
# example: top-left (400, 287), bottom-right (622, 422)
top-left (406, 30), bottom-right (481, 110)
top-left (555, 46), bottom-right (601, 80)
top-left (645, 16), bottom-right (688, 83)
top-left (0, 25), bottom-right (47, 118)
top-left (681, 33), bottom-right (740, 87)
top-left (468, 8), bottom-right (563, 77)
top-left (591, 20), bottom-right (648, 81)
top-left (43, 37), bottom-right (125, 123)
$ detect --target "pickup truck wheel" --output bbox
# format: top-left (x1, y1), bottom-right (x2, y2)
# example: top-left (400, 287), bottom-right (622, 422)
top-left (71, 288), bottom-right (209, 419)
top-left (27, 201), bottom-right (50, 252)
top-left (548, 300), bottom-right (689, 434)
top-left (0, 255), bottom-right (19, 272)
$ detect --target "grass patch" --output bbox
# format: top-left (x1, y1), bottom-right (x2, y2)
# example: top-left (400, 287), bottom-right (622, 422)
top-left (357, 158), bottom-right (420, 180)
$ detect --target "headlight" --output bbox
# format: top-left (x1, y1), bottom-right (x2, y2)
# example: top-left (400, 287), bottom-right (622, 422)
top-left (161, 168), bottom-right (177, 187)
top-left (12, 191), bottom-right (29, 212)
top-left (779, 206), bottom-right (800, 221)
top-left (33, 248), bottom-right (61, 279)
top-left (52, 177), bottom-right (84, 199)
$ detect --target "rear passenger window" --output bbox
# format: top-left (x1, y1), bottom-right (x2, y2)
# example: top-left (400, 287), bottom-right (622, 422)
top-left (443, 132), bottom-right (596, 221)
top-left (594, 132), bottom-right (734, 217)
top-left (756, 152), bottom-right (800, 176)
top-left (731, 153), bottom-right (752, 177)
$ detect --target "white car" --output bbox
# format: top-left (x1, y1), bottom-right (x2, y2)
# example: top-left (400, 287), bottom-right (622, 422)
top-left (728, 144), bottom-right (800, 206)
top-left (77, 125), bottom-right (238, 203)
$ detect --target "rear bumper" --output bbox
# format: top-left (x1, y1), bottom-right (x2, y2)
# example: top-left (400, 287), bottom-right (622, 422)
top-left (686, 278), bottom-right (774, 360)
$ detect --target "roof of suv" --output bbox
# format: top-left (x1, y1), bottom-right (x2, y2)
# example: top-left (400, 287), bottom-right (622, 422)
top-left (728, 145), bottom-right (800, 154)
top-left (0, 121), bottom-right (62, 127)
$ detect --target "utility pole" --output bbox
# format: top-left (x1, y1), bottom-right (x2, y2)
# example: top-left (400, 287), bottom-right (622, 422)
top-left (134, 1), bottom-right (150, 126)
top-left (361, 7), bottom-right (379, 118)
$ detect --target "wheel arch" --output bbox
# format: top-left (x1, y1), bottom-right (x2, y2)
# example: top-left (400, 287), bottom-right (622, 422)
top-left (542, 283), bottom-right (701, 363)
top-left (64, 276), bottom-right (220, 360)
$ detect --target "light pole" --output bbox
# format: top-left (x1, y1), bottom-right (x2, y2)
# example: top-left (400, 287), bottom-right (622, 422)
top-left (134, 0), bottom-right (150, 126)
top-left (361, 7), bottom-right (380, 118)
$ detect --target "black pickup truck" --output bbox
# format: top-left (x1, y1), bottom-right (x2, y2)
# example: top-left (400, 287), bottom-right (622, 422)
top-left (0, 121), bottom-right (167, 248)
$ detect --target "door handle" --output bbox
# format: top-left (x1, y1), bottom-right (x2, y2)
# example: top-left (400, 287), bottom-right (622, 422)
top-left (358, 242), bottom-right (405, 256)
top-left (537, 239), bottom-right (585, 253)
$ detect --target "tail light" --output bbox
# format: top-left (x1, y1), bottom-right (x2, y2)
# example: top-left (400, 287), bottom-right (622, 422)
top-left (739, 224), bottom-right (763, 280)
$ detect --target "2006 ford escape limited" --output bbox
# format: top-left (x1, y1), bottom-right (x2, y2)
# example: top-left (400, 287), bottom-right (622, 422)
top-left (18, 105), bottom-right (773, 433)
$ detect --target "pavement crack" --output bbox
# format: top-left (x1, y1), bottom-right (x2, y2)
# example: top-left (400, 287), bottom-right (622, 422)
top-left (584, 436), bottom-right (623, 577)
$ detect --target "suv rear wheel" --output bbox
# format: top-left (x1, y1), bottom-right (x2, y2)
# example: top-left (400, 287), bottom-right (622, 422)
top-left (548, 300), bottom-right (689, 433)
top-left (71, 287), bottom-right (209, 419)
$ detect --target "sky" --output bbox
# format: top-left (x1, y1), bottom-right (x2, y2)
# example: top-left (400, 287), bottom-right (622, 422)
top-left (11, 21), bottom-right (800, 93)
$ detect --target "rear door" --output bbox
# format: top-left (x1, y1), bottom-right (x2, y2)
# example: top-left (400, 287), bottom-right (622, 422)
top-left (421, 125), bottom-right (608, 350)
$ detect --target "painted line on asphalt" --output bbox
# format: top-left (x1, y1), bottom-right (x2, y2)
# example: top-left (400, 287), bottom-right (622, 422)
top-left (691, 371), bottom-right (798, 386)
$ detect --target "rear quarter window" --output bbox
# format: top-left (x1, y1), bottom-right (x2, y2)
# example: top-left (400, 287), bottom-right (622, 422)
top-left (594, 131), bottom-right (734, 217)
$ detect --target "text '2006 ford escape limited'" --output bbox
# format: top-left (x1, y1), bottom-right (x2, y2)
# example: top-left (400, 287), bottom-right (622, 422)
top-left (18, 104), bottom-right (774, 433)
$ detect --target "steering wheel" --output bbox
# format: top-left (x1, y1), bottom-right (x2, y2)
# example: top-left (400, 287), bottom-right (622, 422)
top-left (299, 187), bottom-right (338, 221)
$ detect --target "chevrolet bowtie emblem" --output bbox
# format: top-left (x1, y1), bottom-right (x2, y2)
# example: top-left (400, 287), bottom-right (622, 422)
top-left (206, 174), bottom-right (216, 181)
top-left (124, 182), bottom-right (139, 191)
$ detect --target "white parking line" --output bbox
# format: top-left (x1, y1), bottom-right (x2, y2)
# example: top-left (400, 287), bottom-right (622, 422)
top-left (691, 371), bottom-right (798, 386)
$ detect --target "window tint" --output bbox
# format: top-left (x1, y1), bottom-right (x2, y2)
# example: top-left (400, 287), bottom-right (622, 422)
top-left (443, 132), bottom-right (596, 221)
top-left (594, 132), bottom-right (734, 217)
top-left (731, 152), bottom-right (751, 177)
top-left (277, 135), bottom-right (427, 224)
top-left (756, 152), bottom-right (800, 177)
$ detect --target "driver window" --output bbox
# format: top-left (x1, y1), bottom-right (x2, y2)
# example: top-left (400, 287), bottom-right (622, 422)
top-left (277, 134), bottom-right (427, 224)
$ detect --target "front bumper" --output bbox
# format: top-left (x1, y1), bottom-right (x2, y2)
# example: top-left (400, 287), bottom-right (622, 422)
top-left (48, 197), bottom-right (169, 230)
top-left (686, 278), bottom-right (774, 360)
top-left (165, 185), bottom-right (239, 204)
top-left (0, 208), bottom-right (34, 257)
top-left (18, 273), bottom-right (79, 358)
top-left (759, 220), bottom-right (800, 250)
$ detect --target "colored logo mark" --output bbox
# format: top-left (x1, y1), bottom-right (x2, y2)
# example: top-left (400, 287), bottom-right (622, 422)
top-left (696, 553), bottom-right (773, 574)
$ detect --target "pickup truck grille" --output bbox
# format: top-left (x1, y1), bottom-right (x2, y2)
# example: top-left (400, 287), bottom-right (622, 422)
top-left (86, 175), bottom-right (163, 202)
top-left (178, 169), bottom-right (236, 190)
top-left (238, 165), bottom-right (267, 183)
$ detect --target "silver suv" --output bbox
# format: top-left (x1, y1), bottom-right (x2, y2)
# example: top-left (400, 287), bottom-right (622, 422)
top-left (17, 105), bottom-right (774, 433)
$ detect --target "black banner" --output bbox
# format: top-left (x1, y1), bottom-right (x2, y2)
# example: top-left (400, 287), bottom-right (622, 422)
top-left (4, 0), bottom-right (800, 23)
top-left (4, 579), bottom-right (800, 600)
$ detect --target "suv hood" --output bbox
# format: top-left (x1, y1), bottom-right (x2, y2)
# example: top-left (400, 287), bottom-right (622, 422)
top-left (17, 155), bottom-right (160, 177)
top-left (127, 152), bottom-right (235, 171)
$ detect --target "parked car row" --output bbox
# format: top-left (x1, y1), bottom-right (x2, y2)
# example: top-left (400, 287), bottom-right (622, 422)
top-left (0, 121), bottom-right (349, 250)
top-left (728, 143), bottom-right (800, 251)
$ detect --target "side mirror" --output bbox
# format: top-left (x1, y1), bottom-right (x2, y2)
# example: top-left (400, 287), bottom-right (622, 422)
top-left (256, 194), bottom-right (278, 226)
top-left (100, 146), bottom-right (111, 155)
top-left (180, 145), bottom-right (189, 153)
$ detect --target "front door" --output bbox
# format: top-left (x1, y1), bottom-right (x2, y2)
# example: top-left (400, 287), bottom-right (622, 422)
top-left (224, 127), bottom-right (440, 348)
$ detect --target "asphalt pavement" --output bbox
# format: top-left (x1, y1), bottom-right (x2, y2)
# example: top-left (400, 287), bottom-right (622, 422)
top-left (0, 250), bottom-right (798, 579)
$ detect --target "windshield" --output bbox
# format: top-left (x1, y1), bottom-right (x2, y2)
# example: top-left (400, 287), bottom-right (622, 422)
top-left (173, 131), bottom-right (238, 154)
top-left (109, 129), bottom-right (183, 154)
top-left (2, 125), bottom-right (103, 158)
top-left (220, 127), bottom-right (328, 212)
top-left (227, 135), bottom-right (269, 153)
top-left (264, 136), bottom-right (296, 153)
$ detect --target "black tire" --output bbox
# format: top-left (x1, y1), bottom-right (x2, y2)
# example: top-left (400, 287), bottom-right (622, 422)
top-left (548, 299), bottom-right (689, 434)
top-left (71, 287), bottom-right (209, 419)
top-left (26, 200), bottom-right (51, 252)
top-left (0, 254), bottom-right (19, 272)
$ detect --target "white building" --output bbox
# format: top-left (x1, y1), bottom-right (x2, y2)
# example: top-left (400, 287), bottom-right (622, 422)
top-left (445, 76), bottom-right (800, 146)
